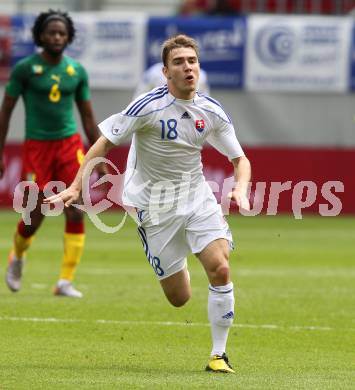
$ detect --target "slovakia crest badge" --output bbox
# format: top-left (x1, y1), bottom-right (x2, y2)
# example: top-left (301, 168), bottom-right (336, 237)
top-left (195, 119), bottom-right (205, 132)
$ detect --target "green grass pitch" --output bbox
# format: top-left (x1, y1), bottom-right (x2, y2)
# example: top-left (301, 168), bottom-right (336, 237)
top-left (0, 210), bottom-right (354, 389)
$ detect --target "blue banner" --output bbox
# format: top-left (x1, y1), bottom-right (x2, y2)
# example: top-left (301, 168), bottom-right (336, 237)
top-left (146, 16), bottom-right (246, 89)
top-left (10, 14), bottom-right (36, 66)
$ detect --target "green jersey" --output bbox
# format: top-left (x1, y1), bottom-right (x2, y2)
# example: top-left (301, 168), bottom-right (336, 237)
top-left (6, 54), bottom-right (90, 140)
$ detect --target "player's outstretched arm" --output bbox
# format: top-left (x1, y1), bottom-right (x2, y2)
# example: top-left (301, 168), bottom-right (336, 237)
top-left (76, 100), bottom-right (100, 145)
top-left (229, 156), bottom-right (252, 211)
top-left (44, 135), bottom-right (114, 207)
top-left (76, 100), bottom-right (108, 178)
top-left (0, 94), bottom-right (18, 179)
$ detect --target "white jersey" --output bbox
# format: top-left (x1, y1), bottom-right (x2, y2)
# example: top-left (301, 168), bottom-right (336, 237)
top-left (134, 62), bottom-right (210, 98)
top-left (99, 86), bottom-right (244, 211)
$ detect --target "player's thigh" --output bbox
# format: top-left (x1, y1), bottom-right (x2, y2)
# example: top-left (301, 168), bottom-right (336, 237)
top-left (55, 133), bottom-right (84, 186)
top-left (197, 238), bottom-right (230, 275)
top-left (186, 205), bottom-right (233, 258)
top-left (22, 139), bottom-right (55, 190)
top-left (186, 206), bottom-right (233, 283)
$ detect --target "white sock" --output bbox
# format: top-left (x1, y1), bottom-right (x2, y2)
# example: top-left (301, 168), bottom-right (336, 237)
top-left (208, 282), bottom-right (235, 357)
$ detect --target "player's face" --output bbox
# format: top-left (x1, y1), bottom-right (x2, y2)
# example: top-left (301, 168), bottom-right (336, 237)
top-left (163, 47), bottom-right (200, 100)
top-left (40, 20), bottom-right (69, 56)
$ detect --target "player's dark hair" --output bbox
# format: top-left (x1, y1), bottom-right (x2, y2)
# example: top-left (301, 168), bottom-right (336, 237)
top-left (161, 34), bottom-right (199, 66)
top-left (32, 9), bottom-right (75, 47)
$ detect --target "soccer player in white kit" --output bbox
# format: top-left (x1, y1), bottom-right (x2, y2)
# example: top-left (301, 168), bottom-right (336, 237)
top-left (45, 34), bottom-right (251, 373)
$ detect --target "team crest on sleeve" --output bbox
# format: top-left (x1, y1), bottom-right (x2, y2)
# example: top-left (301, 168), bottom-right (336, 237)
top-left (195, 119), bottom-right (205, 132)
top-left (112, 127), bottom-right (121, 136)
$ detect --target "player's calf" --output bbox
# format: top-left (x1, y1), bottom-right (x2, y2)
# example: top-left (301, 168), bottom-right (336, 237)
top-left (160, 268), bottom-right (191, 307)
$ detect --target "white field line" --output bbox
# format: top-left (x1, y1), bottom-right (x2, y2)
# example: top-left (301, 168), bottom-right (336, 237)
top-left (0, 241), bottom-right (138, 250)
top-left (30, 283), bottom-right (48, 289)
top-left (0, 316), bottom-right (354, 332)
top-left (79, 267), bottom-right (355, 278)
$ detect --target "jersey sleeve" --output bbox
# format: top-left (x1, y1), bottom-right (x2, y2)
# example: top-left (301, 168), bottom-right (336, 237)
top-left (99, 111), bottom-right (145, 145)
top-left (207, 119), bottom-right (245, 160)
top-left (5, 61), bottom-right (27, 98)
top-left (75, 65), bottom-right (91, 101)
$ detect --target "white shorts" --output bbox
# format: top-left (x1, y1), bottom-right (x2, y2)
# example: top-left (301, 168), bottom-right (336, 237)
top-left (136, 196), bottom-right (233, 280)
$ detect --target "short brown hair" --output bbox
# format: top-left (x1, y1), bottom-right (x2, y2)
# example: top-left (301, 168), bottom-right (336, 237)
top-left (161, 34), bottom-right (199, 66)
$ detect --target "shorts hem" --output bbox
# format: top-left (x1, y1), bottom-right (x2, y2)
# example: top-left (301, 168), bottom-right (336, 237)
top-left (192, 235), bottom-right (234, 255)
top-left (157, 261), bottom-right (187, 281)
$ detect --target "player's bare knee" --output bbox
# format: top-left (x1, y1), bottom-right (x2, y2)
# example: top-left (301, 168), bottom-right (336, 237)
top-left (166, 291), bottom-right (191, 307)
top-left (169, 297), bottom-right (188, 307)
top-left (21, 224), bottom-right (38, 236)
top-left (217, 263), bottom-right (230, 278)
top-left (22, 211), bottom-right (45, 233)
top-left (210, 262), bottom-right (230, 285)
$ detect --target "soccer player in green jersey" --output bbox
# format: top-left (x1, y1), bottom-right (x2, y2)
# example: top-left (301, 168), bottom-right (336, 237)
top-left (0, 10), bottom-right (106, 297)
